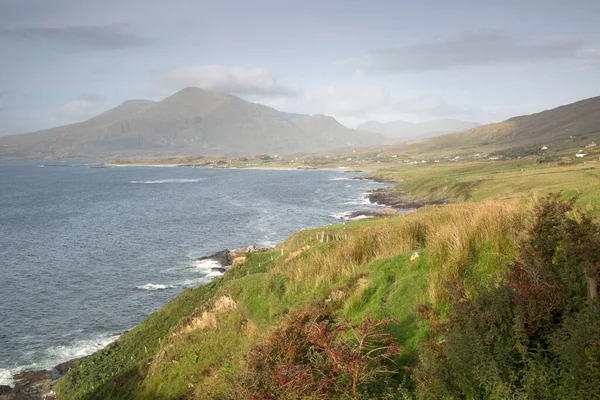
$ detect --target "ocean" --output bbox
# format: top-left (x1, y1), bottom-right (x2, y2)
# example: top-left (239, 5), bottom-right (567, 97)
top-left (0, 161), bottom-right (388, 385)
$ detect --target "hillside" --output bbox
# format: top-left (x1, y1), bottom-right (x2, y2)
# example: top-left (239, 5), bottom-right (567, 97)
top-left (0, 88), bottom-right (384, 159)
top-left (357, 119), bottom-right (479, 142)
top-left (401, 96), bottom-right (600, 155)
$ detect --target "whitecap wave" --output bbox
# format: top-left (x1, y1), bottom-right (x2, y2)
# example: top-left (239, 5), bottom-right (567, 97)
top-left (331, 211), bottom-right (353, 219)
top-left (329, 177), bottom-right (350, 181)
top-left (190, 259), bottom-right (226, 278)
top-left (0, 368), bottom-right (14, 387)
top-left (130, 178), bottom-right (204, 184)
top-left (136, 283), bottom-right (174, 291)
top-left (343, 196), bottom-right (372, 205)
top-left (1, 333), bottom-right (120, 384)
top-left (330, 211), bottom-right (374, 221)
top-left (39, 334), bottom-right (120, 370)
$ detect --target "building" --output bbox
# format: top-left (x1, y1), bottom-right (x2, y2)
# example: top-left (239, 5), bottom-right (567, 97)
top-left (586, 142), bottom-right (597, 148)
top-left (576, 150), bottom-right (586, 158)
top-left (541, 145), bottom-right (548, 150)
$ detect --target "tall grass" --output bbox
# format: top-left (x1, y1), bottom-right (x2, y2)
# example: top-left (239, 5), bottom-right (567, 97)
top-left (278, 200), bottom-right (527, 305)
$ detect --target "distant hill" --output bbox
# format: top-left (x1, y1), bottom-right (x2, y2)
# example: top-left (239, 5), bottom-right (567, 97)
top-left (0, 87), bottom-right (384, 159)
top-left (357, 119), bottom-right (479, 141)
top-left (408, 96), bottom-right (600, 154)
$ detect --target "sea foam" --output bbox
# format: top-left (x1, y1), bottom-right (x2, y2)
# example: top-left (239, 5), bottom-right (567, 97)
top-left (136, 283), bottom-right (173, 291)
top-left (130, 178), bottom-right (204, 184)
top-left (0, 368), bottom-right (14, 387)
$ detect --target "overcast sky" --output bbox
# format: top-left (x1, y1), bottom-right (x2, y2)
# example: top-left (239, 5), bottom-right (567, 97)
top-left (1, 0), bottom-right (599, 135)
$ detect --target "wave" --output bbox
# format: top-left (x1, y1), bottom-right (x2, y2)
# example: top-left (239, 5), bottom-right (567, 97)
top-left (190, 259), bottom-right (226, 278)
top-left (330, 211), bottom-right (374, 221)
top-left (329, 177), bottom-right (350, 181)
top-left (130, 178), bottom-right (204, 184)
top-left (343, 195), bottom-right (372, 206)
top-left (0, 334), bottom-right (119, 387)
top-left (0, 368), bottom-right (13, 387)
top-left (136, 283), bottom-right (174, 291)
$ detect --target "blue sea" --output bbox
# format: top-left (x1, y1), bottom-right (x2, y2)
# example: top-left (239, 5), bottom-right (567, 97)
top-left (0, 161), bottom-right (388, 385)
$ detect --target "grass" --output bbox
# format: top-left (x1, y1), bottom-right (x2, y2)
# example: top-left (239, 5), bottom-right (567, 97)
top-left (366, 158), bottom-right (600, 211)
top-left (58, 147), bottom-right (600, 399)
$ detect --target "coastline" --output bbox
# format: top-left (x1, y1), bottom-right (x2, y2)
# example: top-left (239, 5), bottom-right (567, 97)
top-left (0, 167), bottom-right (415, 399)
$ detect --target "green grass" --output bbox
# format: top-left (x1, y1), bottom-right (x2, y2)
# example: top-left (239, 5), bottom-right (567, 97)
top-left (58, 147), bottom-right (600, 399)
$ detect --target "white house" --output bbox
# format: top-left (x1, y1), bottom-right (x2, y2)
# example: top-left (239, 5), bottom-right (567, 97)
top-left (541, 146), bottom-right (548, 150)
top-left (587, 142), bottom-right (597, 148)
top-left (576, 150), bottom-right (586, 158)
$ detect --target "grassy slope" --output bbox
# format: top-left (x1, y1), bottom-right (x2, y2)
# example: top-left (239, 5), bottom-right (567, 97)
top-left (58, 149), bottom-right (600, 399)
top-left (369, 158), bottom-right (600, 210)
top-left (57, 199), bottom-right (526, 399)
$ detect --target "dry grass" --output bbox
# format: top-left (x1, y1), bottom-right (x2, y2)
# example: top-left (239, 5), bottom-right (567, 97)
top-left (278, 200), bottom-right (527, 305)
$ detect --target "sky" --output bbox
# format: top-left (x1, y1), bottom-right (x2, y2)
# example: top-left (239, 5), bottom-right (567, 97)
top-left (0, 0), bottom-right (599, 135)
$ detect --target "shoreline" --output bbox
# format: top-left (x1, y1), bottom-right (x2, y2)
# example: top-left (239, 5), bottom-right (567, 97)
top-left (0, 169), bottom-right (409, 399)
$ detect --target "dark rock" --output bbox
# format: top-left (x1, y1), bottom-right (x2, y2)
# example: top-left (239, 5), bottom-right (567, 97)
top-left (210, 267), bottom-right (227, 273)
top-left (4, 370), bottom-right (56, 400)
top-left (344, 208), bottom-right (400, 219)
top-left (368, 187), bottom-right (447, 209)
top-left (196, 249), bottom-right (232, 266)
top-left (52, 357), bottom-right (85, 378)
top-left (0, 386), bottom-right (11, 395)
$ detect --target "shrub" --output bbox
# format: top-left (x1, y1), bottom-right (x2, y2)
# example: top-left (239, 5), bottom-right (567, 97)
top-left (415, 193), bottom-right (600, 399)
top-left (238, 307), bottom-right (399, 399)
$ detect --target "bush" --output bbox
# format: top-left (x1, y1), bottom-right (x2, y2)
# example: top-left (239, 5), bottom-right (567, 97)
top-left (238, 307), bottom-right (399, 399)
top-left (415, 193), bottom-right (600, 399)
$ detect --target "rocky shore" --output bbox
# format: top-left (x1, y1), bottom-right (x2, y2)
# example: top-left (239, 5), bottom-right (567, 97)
top-left (367, 187), bottom-right (447, 209)
top-left (0, 358), bottom-right (84, 400)
top-left (1, 245), bottom-right (274, 400)
top-left (197, 244), bottom-right (273, 273)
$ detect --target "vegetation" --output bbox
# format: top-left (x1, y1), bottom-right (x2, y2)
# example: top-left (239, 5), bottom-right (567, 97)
top-left (58, 143), bottom-right (600, 399)
top-left (415, 194), bottom-right (600, 399)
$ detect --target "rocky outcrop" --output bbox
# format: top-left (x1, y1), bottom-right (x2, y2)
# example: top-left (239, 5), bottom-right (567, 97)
top-left (197, 250), bottom-right (232, 268)
top-left (0, 357), bottom-right (86, 400)
top-left (197, 246), bottom-right (273, 272)
top-left (368, 187), bottom-right (447, 209)
top-left (344, 208), bottom-right (400, 219)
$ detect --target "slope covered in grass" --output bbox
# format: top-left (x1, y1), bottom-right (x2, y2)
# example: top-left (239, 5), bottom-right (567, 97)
top-left (56, 199), bottom-right (526, 399)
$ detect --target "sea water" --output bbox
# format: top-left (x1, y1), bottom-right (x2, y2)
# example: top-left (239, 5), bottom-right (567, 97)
top-left (0, 161), bottom-right (388, 385)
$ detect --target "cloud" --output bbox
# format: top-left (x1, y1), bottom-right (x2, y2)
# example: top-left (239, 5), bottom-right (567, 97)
top-left (347, 31), bottom-right (597, 73)
top-left (0, 25), bottom-right (149, 49)
top-left (57, 94), bottom-right (106, 121)
top-left (161, 66), bottom-right (301, 97)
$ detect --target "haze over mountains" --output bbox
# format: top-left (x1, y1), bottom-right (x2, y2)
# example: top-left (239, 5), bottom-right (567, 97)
top-left (408, 95), bottom-right (600, 153)
top-left (357, 119), bottom-right (480, 142)
top-left (0, 87), bottom-right (384, 159)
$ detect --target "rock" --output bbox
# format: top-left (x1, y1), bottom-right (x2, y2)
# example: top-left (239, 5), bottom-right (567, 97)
top-left (210, 267), bottom-right (227, 273)
top-left (410, 252), bottom-right (420, 261)
top-left (196, 250), bottom-right (231, 267)
top-left (345, 208), bottom-right (400, 219)
top-left (0, 386), bottom-right (11, 396)
top-left (246, 245), bottom-right (256, 252)
top-left (52, 357), bottom-right (84, 378)
top-left (2, 370), bottom-right (56, 400)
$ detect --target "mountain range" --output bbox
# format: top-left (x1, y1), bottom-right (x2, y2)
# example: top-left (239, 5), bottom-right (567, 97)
top-left (406, 96), bottom-right (600, 154)
top-left (0, 87), bottom-right (384, 159)
top-left (357, 119), bottom-right (480, 141)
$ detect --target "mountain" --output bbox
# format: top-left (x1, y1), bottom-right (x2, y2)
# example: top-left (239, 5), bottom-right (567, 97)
top-left (357, 119), bottom-right (479, 141)
top-left (0, 87), bottom-right (384, 159)
top-left (411, 96), bottom-right (600, 153)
